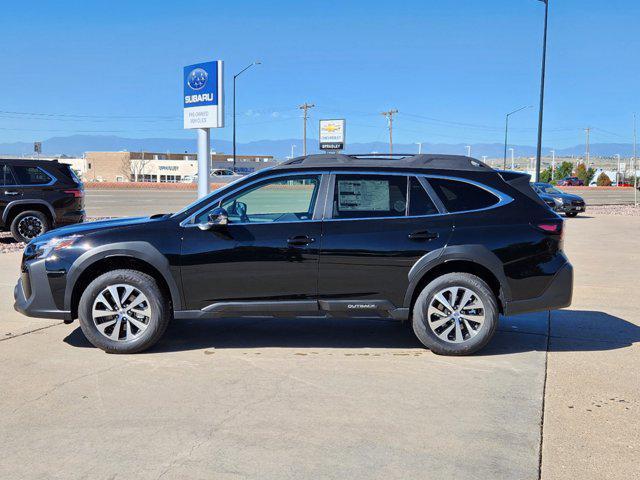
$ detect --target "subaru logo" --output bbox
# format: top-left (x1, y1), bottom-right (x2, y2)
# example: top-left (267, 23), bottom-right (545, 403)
top-left (187, 68), bottom-right (208, 90)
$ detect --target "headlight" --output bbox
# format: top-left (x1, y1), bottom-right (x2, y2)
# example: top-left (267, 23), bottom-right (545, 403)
top-left (553, 197), bottom-right (563, 206)
top-left (34, 235), bottom-right (84, 259)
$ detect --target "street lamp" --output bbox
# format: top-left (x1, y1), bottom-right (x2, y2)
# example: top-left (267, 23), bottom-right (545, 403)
top-left (550, 149), bottom-right (556, 180)
top-left (535, 0), bottom-right (550, 182)
top-left (509, 148), bottom-right (515, 169)
top-left (465, 145), bottom-right (471, 157)
top-left (233, 61), bottom-right (261, 172)
top-left (415, 142), bottom-right (422, 154)
top-left (503, 105), bottom-right (531, 170)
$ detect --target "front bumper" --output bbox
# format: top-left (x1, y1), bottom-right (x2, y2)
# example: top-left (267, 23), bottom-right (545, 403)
top-left (555, 203), bottom-right (585, 214)
top-left (505, 261), bottom-right (573, 316)
top-left (14, 258), bottom-right (72, 321)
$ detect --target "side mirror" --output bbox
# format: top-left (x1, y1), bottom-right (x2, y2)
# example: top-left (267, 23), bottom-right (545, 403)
top-left (198, 207), bottom-right (228, 230)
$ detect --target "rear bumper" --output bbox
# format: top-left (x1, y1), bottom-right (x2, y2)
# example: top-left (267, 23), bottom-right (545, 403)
top-left (56, 209), bottom-right (86, 226)
top-left (14, 258), bottom-right (72, 321)
top-left (504, 261), bottom-right (573, 316)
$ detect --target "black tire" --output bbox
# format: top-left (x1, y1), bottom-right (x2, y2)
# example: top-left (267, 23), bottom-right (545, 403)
top-left (412, 272), bottom-right (498, 356)
top-left (78, 269), bottom-right (171, 354)
top-left (565, 212), bottom-right (578, 217)
top-left (10, 210), bottom-right (50, 243)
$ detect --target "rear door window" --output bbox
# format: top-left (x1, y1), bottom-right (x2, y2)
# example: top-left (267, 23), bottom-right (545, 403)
top-left (332, 174), bottom-right (407, 219)
top-left (408, 177), bottom-right (439, 216)
top-left (1, 164), bottom-right (17, 186)
top-left (11, 166), bottom-right (53, 185)
top-left (427, 177), bottom-right (499, 212)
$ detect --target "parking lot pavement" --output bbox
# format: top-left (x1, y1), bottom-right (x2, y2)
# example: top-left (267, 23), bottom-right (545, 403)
top-left (0, 214), bottom-right (637, 479)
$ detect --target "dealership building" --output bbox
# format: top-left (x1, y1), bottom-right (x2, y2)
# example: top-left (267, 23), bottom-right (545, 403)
top-left (79, 151), bottom-right (275, 182)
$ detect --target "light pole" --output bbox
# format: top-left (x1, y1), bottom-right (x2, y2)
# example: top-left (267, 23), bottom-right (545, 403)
top-left (290, 144), bottom-right (296, 159)
top-left (615, 153), bottom-right (621, 184)
top-left (509, 148), bottom-right (515, 169)
top-left (415, 142), bottom-right (422, 154)
top-left (503, 105), bottom-right (531, 170)
top-left (465, 145), bottom-right (471, 157)
top-left (535, 0), bottom-right (550, 182)
top-left (233, 61), bottom-right (261, 172)
top-left (551, 149), bottom-right (556, 180)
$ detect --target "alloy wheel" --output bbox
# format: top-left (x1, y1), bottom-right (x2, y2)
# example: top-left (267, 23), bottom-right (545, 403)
top-left (18, 216), bottom-right (44, 240)
top-left (426, 286), bottom-right (486, 343)
top-left (92, 284), bottom-right (151, 342)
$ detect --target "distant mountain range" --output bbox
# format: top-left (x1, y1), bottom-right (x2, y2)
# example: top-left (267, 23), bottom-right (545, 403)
top-left (0, 134), bottom-right (635, 159)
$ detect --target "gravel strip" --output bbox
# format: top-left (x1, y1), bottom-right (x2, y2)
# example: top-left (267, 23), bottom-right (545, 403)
top-left (586, 205), bottom-right (640, 216)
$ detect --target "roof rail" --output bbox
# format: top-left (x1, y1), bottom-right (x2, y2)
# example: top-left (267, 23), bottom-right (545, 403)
top-left (280, 153), bottom-right (493, 172)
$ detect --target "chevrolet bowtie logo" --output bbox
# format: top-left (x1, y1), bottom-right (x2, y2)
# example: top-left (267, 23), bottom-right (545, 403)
top-left (323, 124), bottom-right (339, 132)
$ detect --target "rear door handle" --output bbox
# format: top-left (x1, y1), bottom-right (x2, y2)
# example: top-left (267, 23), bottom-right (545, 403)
top-left (4, 191), bottom-right (20, 196)
top-left (287, 235), bottom-right (315, 246)
top-left (408, 230), bottom-right (439, 241)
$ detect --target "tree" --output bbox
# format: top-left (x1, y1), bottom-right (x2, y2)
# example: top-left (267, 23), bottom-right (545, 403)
top-left (539, 167), bottom-right (552, 183)
top-left (575, 162), bottom-right (595, 185)
top-left (555, 161), bottom-right (573, 180)
top-left (596, 172), bottom-right (612, 187)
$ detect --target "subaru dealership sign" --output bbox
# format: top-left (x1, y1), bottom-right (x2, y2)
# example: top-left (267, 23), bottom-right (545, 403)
top-left (183, 60), bottom-right (224, 129)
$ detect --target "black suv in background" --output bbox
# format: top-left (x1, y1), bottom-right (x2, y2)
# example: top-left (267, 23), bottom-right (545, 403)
top-left (532, 182), bottom-right (586, 217)
top-left (14, 154), bottom-right (573, 356)
top-left (1, 159), bottom-right (85, 242)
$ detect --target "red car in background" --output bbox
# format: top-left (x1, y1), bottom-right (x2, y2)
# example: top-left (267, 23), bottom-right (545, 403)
top-left (556, 176), bottom-right (584, 186)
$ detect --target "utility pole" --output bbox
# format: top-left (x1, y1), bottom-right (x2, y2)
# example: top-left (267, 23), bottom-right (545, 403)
top-left (298, 102), bottom-right (315, 156)
top-left (584, 127), bottom-right (591, 165)
top-left (633, 113), bottom-right (637, 206)
top-left (381, 109), bottom-right (398, 154)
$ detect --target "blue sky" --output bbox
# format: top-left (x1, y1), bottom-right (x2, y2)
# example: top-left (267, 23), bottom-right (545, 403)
top-left (0, 0), bottom-right (638, 148)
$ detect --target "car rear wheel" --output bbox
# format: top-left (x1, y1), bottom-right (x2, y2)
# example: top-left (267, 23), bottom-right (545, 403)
top-left (10, 210), bottom-right (50, 243)
top-left (78, 269), bottom-right (171, 354)
top-left (412, 273), bottom-right (498, 356)
top-left (565, 212), bottom-right (578, 217)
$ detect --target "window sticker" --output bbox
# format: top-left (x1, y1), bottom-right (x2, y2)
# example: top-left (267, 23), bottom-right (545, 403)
top-left (338, 179), bottom-right (390, 211)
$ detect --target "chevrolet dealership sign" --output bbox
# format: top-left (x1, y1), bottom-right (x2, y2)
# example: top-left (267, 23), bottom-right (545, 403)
top-left (183, 60), bottom-right (224, 129)
top-left (319, 119), bottom-right (345, 150)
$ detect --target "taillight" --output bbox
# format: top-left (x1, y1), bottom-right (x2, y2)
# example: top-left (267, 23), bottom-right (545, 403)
top-left (536, 223), bottom-right (561, 233)
top-left (64, 189), bottom-right (84, 198)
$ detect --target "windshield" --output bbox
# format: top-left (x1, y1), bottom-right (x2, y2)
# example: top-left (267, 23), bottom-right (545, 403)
top-left (170, 168), bottom-right (271, 218)
top-left (535, 184), bottom-right (561, 194)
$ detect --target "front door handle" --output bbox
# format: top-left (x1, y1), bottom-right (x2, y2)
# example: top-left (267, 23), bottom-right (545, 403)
top-left (287, 235), bottom-right (315, 246)
top-left (3, 191), bottom-right (20, 196)
top-left (408, 230), bottom-right (439, 241)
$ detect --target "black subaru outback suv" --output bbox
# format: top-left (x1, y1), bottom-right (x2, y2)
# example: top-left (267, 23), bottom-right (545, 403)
top-left (1, 159), bottom-right (85, 242)
top-left (14, 154), bottom-right (572, 355)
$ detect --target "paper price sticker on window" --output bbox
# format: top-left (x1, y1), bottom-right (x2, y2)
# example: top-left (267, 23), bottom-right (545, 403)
top-left (319, 119), bottom-right (345, 150)
top-left (337, 179), bottom-right (390, 211)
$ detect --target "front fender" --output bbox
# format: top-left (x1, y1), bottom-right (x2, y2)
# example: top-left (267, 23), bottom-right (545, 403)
top-left (63, 241), bottom-right (182, 311)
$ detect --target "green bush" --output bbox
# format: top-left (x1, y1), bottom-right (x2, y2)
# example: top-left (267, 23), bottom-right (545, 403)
top-left (539, 167), bottom-right (552, 183)
top-left (575, 163), bottom-right (595, 185)
top-left (596, 172), bottom-right (612, 187)
top-left (555, 161), bottom-right (573, 180)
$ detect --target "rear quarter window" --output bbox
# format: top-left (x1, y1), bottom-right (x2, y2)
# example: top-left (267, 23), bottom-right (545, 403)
top-left (427, 178), bottom-right (499, 212)
top-left (11, 166), bottom-right (53, 185)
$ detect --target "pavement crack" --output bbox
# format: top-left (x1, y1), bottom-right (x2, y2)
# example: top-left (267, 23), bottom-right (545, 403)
top-left (537, 310), bottom-right (551, 480)
top-left (0, 322), bottom-right (64, 342)
top-left (11, 360), bottom-right (133, 414)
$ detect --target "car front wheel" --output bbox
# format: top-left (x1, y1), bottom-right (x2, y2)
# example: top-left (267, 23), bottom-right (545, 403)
top-left (78, 269), bottom-right (171, 354)
top-left (412, 273), bottom-right (498, 356)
